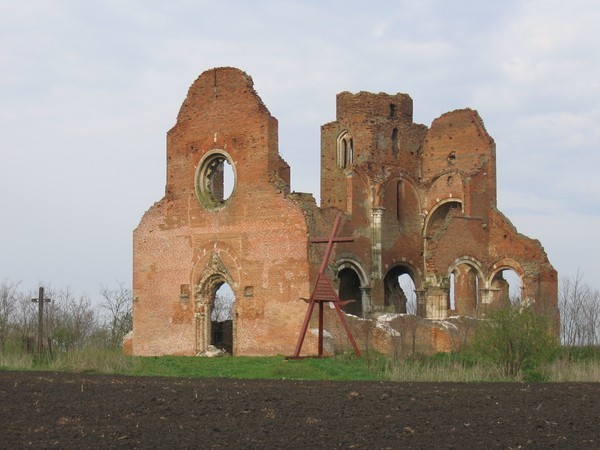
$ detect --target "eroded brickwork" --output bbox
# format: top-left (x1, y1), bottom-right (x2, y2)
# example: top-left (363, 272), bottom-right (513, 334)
top-left (132, 68), bottom-right (312, 356)
top-left (130, 67), bottom-right (557, 356)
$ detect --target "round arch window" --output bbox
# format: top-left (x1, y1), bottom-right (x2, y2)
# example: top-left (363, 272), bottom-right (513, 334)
top-left (195, 151), bottom-right (236, 209)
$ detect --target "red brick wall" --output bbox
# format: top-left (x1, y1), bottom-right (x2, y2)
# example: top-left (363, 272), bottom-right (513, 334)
top-left (133, 68), bottom-right (312, 356)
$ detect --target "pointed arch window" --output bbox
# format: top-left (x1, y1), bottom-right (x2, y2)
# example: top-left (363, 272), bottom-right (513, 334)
top-left (336, 131), bottom-right (353, 169)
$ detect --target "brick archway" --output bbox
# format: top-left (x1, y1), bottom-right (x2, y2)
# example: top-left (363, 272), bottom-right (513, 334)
top-left (383, 264), bottom-right (419, 315)
top-left (336, 256), bottom-right (370, 317)
top-left (194, 254), bottom-right (237, 355)
top-left (448, 258), bottom-right (485, 316)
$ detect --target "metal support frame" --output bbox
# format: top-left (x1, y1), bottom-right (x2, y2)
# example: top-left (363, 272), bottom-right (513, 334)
top-left (291, 215), bottom-right (361, 358)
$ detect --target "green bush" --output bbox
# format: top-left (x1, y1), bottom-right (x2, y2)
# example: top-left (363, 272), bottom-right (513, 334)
top-left (470, 304), bottom-right (559, 378)
top-left (562, 345), bottom-right (600, 362)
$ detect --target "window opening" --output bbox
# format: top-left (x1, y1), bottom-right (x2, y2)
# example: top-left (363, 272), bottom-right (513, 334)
top-left (195, 151), bottom-right (236, 209)
top-left (348, 138), bottom-right (353, 166)
top-left (396, 180), bottom-right (403, 221)
top-left (449, 264), bottom-right (481, 314)
top-left (392, 128), bottom-right (399, 155)
top-left (492, 269), bottom-right (521, 306)
top-left (336, 132), bottom-right (353, 170)
top-left (449, 272), bottom-right (456, 311)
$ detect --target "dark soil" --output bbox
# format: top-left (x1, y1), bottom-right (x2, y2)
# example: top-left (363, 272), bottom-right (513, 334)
top-left (1, 371), bottom-right (599, 449)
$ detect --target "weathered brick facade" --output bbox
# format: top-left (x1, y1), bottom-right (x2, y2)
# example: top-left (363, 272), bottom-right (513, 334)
top-left (131, 67), bottom-right (557, 356)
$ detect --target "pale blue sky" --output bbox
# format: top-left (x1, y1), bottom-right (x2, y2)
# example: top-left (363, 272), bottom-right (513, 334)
top-left (1, 0), bottom-right (599, 300)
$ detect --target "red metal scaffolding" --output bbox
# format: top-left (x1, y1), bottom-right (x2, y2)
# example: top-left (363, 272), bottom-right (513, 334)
top-left (291, 215), bottom-right (361, 358)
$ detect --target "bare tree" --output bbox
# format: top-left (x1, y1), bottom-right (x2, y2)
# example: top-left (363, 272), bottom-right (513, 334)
top-left (559, 272), bottom-right (600, 346)
top-left (0, 281), bottom-right (136, 353)
top-left (211, 292), bottom-right (234, 322)
top-left (99, 283), bottom-right (133, 348)
top-left (15, 288), bottom-right (38, 351)
top-left (0, 279), bottom-right (20, 350)
top-left (46, 287), bottom-right (98, 351)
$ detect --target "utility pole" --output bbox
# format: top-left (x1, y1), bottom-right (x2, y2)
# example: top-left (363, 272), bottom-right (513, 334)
top-left (31, 287), bottom-right (51, 354)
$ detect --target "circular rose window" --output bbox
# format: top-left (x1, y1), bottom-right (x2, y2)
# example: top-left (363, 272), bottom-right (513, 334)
top-left (195, 151), bottom-right (236, 209)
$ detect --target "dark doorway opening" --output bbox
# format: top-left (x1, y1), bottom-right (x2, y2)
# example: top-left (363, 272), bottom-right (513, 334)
top-left (338, 268), bottom-right (362, 317)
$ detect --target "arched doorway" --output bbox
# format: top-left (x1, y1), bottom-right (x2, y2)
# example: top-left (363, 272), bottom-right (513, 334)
top-left (384, 266), bottom-right (417, 315)
top-left (195, 271), bottom-right (236, 355)
top-left (338, 268), bottom-right (362, 317)
top-left (210, 282), bottom-right (235, 354)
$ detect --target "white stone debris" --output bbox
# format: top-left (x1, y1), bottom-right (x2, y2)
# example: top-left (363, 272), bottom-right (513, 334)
top-left (197, 345), bottom-right (226, 357)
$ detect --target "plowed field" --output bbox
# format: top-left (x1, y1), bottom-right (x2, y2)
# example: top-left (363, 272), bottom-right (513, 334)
top-left (1, 371), bottom-right (598, 448)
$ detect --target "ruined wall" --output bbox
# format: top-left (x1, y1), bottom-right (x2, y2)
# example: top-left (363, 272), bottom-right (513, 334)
top-left (320, 91), bottom-right (557, 325)
top-left (132, 68), bottom-right (312, 356)
top-left (131, 67), bottom-right (558, 357)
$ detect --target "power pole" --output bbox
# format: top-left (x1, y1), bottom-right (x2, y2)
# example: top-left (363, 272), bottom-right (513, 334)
top-left (31, 287), bottom-right (51, 354)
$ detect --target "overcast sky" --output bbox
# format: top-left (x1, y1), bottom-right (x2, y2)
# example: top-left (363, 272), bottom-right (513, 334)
top-left (1, 0), bottom-right (599, 301)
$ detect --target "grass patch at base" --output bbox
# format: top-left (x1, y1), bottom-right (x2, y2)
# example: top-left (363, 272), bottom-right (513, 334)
top-left (123, 353), bottom-right (382, 381)
top-left (4, 346), bottom-right (600, 382)
top-left (1, 349), bottom-right (383, 382)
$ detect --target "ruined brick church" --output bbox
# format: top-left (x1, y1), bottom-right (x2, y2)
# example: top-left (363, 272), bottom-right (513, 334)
top-left (130, 67), bottom-right (557, 356)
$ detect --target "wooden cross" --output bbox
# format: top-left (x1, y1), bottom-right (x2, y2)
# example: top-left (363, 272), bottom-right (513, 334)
top-left (31, 287), bottom-right (51, 354)
top-left (291, 215), bottom-right (361, 358)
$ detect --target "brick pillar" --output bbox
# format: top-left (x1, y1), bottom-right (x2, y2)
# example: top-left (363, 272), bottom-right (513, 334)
top-left (424, 286), bottom-right (448, 319)
top-left (370, 207), bottom-right (385, 311)
top-left (478, 288), bottom-right (494, 316)
top-left (371, 207), bottom-right (384, 280)
top-left (360, 287), bottom-right (372, 317)
top-left (415, 289), bottom-right (426, 317)
top-left (345, 172), bottom-right (353, 213)
top-left (195, 310), bottom-right (207, 353)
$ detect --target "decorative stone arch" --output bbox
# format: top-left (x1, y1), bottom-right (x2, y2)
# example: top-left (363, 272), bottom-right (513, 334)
top-left (336, 130), bottom-right (353, 170)
top-left (448, 256), bottom-right (485, 315)
top-left (488, 258), bottom-right (525, 307)
top-left (385, 259), bottom-right (423, 289)
top-left (336, 255), bottom-right (370, 317)
top-left (194, 149), bottom-right (237, 210)
top-left (192, 241), bottom-right (242, 286)
top-left (192, 247), bottom-right (240, 355)
top-left (336, 256), bottom-right (369, 286)
top-left (383, 262), bottom-right (420, 315)
top-left (194, 254), bottom-right (237, 300)
top-left (489, 258), bottom-right (525, 279)
top-left (448, 256), bottom-right (485, 284)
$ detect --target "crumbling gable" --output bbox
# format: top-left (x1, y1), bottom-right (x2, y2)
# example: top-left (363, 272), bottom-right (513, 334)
top-left (133, 68), bottom-right (313, 356)
top-left (130, 67), bottom-right (557, 357)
